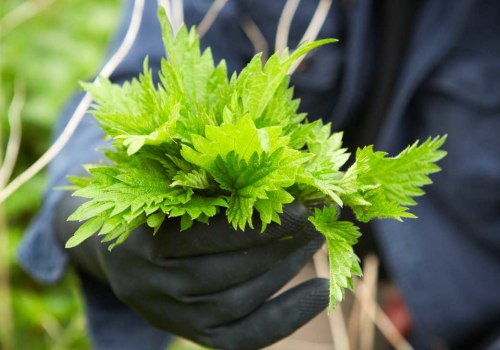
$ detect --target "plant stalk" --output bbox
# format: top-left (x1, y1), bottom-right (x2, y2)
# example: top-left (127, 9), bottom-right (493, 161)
top-left (0, 205), bottom-right (13, 350)
top-left (0, 124), bottom-right (14, 350)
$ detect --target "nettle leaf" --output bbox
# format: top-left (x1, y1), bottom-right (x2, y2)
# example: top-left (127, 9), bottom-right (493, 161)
top-left (356, 136), bottom-right (447, 204)
top-left (254, 189), bottom-right (295, 230)
top-left (309, 207), bottom-right (362, 310)
top-left (163, 195), bottom-right (227, 218)
top-left (68, 156), bottom-right (193, 245)
top-left (146, 212), bottom-right (166, 234)
top-left (210, 150), bottom-right (298, 229)
top-left (229, 39), bottom-right (336, 127)
top-left (171, 168), bottom-right (213, 190)
top-left (160, 10), bottom-right (227, 106)
top-left (227, 195), bottom-right (255, 230)
top-left (66, 216), bottom-right (105, 248)
top-left (180, 117), bottom-right (294, 170)
top-left (84, 62), bottom-right (181, 154)
top-left (67, 8), bottom-right (446, 310)
top-left (341, 136), bottom-right (447, 222)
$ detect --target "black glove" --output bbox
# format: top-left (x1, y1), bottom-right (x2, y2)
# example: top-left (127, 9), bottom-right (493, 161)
top-left (55, 193), bottom-right (328, 350)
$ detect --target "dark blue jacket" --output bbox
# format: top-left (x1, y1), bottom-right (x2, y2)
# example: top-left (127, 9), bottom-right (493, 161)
top-left (19, 0), bottom-right (500, 349)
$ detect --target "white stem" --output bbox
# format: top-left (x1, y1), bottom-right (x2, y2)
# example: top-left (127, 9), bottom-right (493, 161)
top-left (359, 255), bottom-right (379, 350)
top-left (0, 0), bottom-right (145, 204)
top-left (355, 277), bottom-right (414, 350)
top-left (240, 17), bottom-right (268, 61)
top-left (171, 0), bottom-right (184, 33)
top-left (158, 0), bottom-right (172, 23)
top-left (0, 80), bottom-right (25, 189)
top-left (299, 0), bottom-right (333, 44)
top-left (365, 303), bottom-right (414, 350)
top-left (197, 0), bottom-right (229, 38)
top-left (159, 0), bottom-right (184, 34)
top-left (347, 279), bottom-right (361, 349)
top-left (289, 0), bottom-right (333, 74)
top-left (275, 0), bottom-right (301, 53)
top-left (313, 248), bottom-right (351, 350)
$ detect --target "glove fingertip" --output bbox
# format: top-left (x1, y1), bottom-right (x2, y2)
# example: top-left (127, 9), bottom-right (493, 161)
top-left (266, 202), bottom-right (310, 238)
top-left (297, 278), bottom-right (330, 321)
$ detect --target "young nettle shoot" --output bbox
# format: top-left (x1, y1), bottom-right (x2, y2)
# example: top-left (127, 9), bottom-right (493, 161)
top-left (66, 9), bottom-right (446, 310)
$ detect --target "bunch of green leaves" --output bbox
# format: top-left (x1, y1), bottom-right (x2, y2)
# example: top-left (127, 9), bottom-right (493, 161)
top-left (66, 9), bottom-right (446, 309)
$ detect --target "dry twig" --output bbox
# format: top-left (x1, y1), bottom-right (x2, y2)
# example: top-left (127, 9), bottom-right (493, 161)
top-left (354, 265), bottom-right (414, 350)
top-left (347, 278), bottom-right (362, 348)
top-left (275, 0), bottom-right (301, 53)
top-left (0, 207), bottom-right (13, 350)
top-left (0, 80), bottom-right (25, 189)
top-left (289, 0), bottom-right (333, 74)
top-left (313, 247), bottom-right (350, 350)
top-left (359, 255), bottom-right (379, 350)
top-left (171, 0), bottom-right (184, 33)
top-left (0, 79), bottom-right (26, 350)
top-left (197, 0), bottom-right (229, 38)
top-left (240, 17), bottom-right (268, 61)
top-left (298, 0), bottom-right (333, 43)
top-left (158, 0), bottom-right (184, 34)
top-left (0, 83), bottom-right (26, 350)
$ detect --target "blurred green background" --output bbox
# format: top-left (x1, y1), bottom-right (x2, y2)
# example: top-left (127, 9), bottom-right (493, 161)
top-left (1, 1), bottom-right (121, 349)
top-left (0, 1), bottom-right (205, 349)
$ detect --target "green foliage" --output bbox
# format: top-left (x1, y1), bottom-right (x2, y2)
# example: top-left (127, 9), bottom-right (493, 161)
top-left (309, 206), bottom-right (361, 310)
top-left (2, 0), bottom-right (121, 348)
top-left (340, 137), bottom-right (447, 223)
top-left (67, 9), bottom-right (446, 310)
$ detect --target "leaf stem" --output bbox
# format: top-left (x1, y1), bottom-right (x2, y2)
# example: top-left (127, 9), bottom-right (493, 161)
top-left (196, 0), bottom-right (229, 38)
top-left (0, 79), bottom-right (25, 189)
top-left (240, 16), bottom-right (269, 60)
top-left (288, 0), bottom-right (333, 74)
top-left (275, 0), bottom-right (301, 53)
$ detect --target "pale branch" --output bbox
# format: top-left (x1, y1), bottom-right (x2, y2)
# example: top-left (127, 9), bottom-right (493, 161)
top-left (365, 302), bottom-right (414, 350)
top-left (359, 255), bottom-right (379, 350)
top-left (0, 79), bottom-right (25, 189)
top-left (348, 281), bottom-right (362, 348)
top-left (240, 17), bottom-right (269, 60)
top-left (354, 260), bottom-right (414, 350)
top-left (275, 0), bottom-right (301, 53)
top-left (0, 0), bottom-right (145, 205)
top-left (0, 81), bottom-right (23, 350)
top-left (197, 0), bottom-right (229, 38)
top-left (299, 0), bottom-right (333, 43)
top-left (0, 206), bottom-right (13, 350)
top-left (171, 0), bottom-right (184, 34)
top-left (289, 0), bottom-right (333, 74)
top-left (316, 249), bottom-right (413, 350)
top-left (313, 248), bottom-right (351, 350)
top-left (0, 0), bottom-right (56, 38)
top-left (158, 0), bottom-right (184, 34)
top-left (158, 0), bottom-right (173, 25)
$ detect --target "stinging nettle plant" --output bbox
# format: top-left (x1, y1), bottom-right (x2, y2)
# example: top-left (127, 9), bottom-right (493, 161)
top-left (65, 9), bottom-right (446, 310)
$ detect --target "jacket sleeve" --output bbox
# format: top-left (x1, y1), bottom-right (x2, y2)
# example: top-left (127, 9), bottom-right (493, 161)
top-left (375, 0), bottom-right (500, 347)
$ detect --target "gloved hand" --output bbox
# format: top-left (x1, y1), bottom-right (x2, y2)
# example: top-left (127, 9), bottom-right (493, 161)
top-left (55, 192), bottom-right (328, 350)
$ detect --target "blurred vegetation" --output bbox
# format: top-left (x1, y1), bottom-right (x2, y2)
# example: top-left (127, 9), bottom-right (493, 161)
top-left (1, 0), bottom-right (120, 349)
